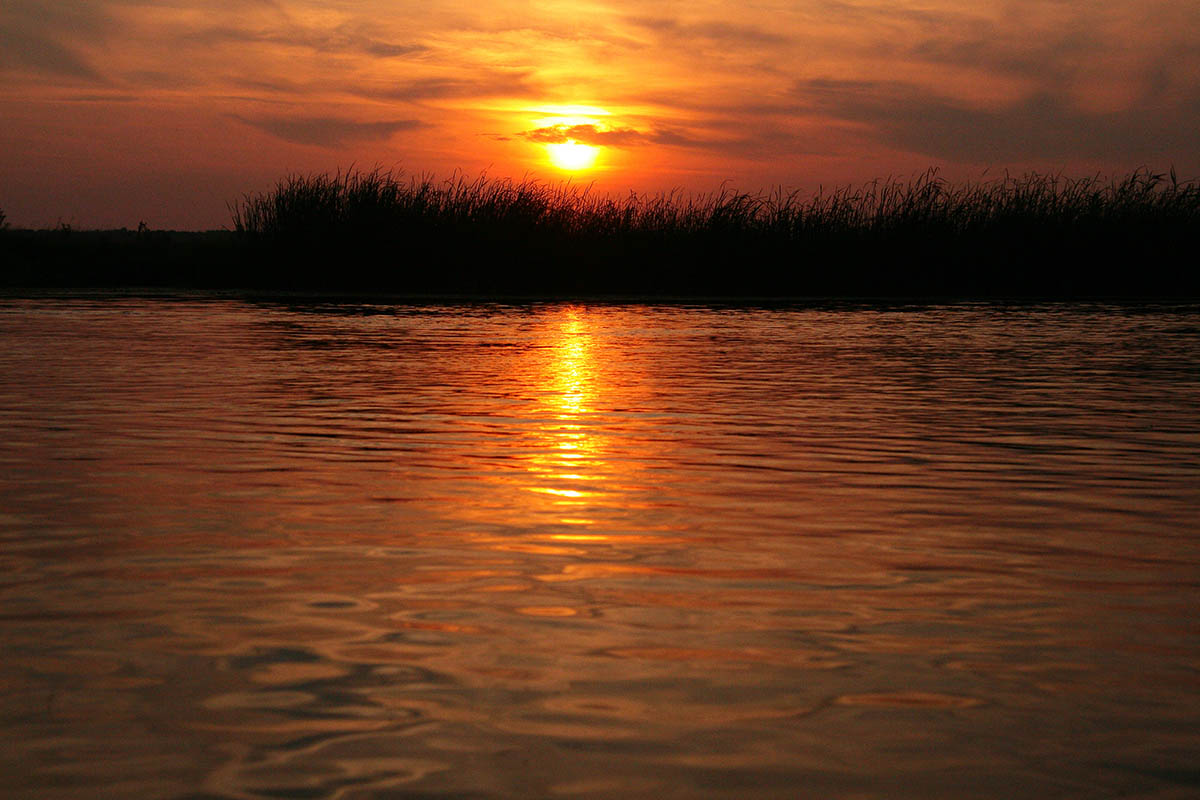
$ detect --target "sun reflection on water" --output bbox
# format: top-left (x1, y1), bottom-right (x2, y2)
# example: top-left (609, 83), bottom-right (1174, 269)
top-left (554, 308), bottom-right (593, 415)
top-left (5, 301), bottom-right (1200, 799)
top-left (524, 307), bottom-right (606, 527)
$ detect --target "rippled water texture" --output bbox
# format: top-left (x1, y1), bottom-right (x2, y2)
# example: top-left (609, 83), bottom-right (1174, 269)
top-left (1, 297), bottom-right (1199, 799)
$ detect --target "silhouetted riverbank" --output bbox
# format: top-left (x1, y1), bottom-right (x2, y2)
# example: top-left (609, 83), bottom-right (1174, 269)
top-left (4, 169), bottom-right (1198, 297)
top-left (2, 229), bottom-right (241, 288)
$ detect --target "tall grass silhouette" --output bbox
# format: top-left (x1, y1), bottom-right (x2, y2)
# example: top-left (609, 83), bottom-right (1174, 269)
top-left (228, 167), bottom-right (1200, 295)
top-left (232, 167), bottom-right (1200, 240)
top-left (4, 168), bottom-right (1197, 295)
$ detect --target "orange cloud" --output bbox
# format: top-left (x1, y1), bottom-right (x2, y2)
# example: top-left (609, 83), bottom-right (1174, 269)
top-left (520, 123), bottom-right (705, 151)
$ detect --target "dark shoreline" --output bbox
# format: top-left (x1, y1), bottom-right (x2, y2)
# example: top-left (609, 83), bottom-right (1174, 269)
top-left (5, 286), bottom-right (1200, 310)
top-left (4, 227), bottom-right (1197, 300)
top-left (5, 168), bottom-right (1198, 298)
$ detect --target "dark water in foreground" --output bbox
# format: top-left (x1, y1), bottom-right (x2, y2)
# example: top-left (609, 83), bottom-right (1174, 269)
top-left (1, 296), bottom-right (1199, 799)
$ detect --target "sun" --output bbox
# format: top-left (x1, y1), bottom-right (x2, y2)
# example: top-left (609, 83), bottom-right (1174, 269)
top-left (547, 140), bottom-right (599, 171)
top-left (528, 107), bottom-right (609, 172)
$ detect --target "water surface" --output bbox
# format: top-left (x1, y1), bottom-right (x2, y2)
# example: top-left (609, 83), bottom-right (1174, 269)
top-left (1, 297), bottom-right (1198, 799)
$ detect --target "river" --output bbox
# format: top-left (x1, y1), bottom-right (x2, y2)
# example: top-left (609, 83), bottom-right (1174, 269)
top-left (1, 296), bottom-right (1198, 799)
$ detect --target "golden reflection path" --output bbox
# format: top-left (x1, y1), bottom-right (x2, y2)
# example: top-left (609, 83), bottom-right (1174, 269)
top-left (426, 305), bottom-right (678, 623)
top-left (436, 305), bottom-right (673, 572)
top-left (524, 307), bottom-right (605, 528)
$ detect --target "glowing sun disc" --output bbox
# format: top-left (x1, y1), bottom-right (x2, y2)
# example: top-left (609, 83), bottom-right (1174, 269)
top-left (547, 141), bottom-right (598, 171)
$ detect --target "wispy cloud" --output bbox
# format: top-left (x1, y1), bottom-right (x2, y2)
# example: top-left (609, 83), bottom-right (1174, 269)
top-left (361, 72), bottom-right (540, 102)
top-left (522, 124), bottom-right (646, 146)
top-left (232, 114), bottom-right (426, 147)
top-left (519, 123), bottom-right (704, 149)
top-left (795, 77), bottom-right (1200, 162)
top-left (0, 29), bottom-right (103, 80)
top-left (626, 16), bottom-right (790, 46)
top-left (0, 0), bottom-right (110, 80)
top-left (181, 22), bottom-right (426, 59)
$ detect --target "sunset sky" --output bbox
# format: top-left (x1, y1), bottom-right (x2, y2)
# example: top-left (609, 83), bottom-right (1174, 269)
top-left (2, 0), bottom-right (1198, 229)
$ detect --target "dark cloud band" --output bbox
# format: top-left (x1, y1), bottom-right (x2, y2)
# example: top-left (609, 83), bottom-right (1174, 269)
top-left (232, 114), bottom-right (425, 148)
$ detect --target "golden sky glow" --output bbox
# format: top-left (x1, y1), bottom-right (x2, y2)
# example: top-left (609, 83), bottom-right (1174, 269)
top-left (1, 0), bottom-right (1198, 227)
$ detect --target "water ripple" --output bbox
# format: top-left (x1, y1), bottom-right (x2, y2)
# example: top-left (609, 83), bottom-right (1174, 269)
top-left (0, 297), bottom-right (1198, 798)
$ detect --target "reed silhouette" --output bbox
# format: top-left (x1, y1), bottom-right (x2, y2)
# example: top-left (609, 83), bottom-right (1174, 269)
top-left (229, 167), bottom-right (1200, 295)
top-left (4, 168), bottom-right (1198, 296)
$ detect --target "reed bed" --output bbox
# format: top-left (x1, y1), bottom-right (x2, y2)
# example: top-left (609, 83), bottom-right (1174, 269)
top-left (226, 167), bottom-right (1200, 295)
top-left (232, 166), bottom-right (1200, 241)
top-left (10, 169), bottom-right (1196, 294)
